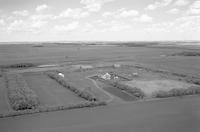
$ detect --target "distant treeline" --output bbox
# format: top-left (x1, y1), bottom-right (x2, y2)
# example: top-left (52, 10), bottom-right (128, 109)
top-left (0, 63), bottom-right (36, 69)
top-left (172, 51), bottom-right (200, 56)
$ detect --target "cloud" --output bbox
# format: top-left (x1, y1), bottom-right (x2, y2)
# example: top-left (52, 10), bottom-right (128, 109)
top-left (145, 0), bottom-right (173, 10)
top-left (133, 14), bottom-right (154, 23)
top-left (167, 8), bottom-right (180, 14)
top-left (36, 4), bottom-right (49, 12)
top-left (7, 20), bottom-right (26, 32)
top-left (30, 14), bottom-right (54, 21)
top-left (56, 8), bottom-right (89, 19)
top-left (118, 8), bottom-right (139, 18)
top-left (80, 0), bottom-right (115, 12)
top-left (103, 8), bottom-right (139, 18)
top-left (0, 19), bottom-right (5, 25)
top-left (139, 14), bottom-right (153, 22)
top-left (174, 0), bottom-right (189, 6)
top-left (12, 10), bottom-right (29, 16)
top-left (187, 1), bottom-right (200, 15)
top-left (53, 21), bottom-right (79, 32)
top-left (7, 18), bottom-right (48, 33)
top-left (31, 21), bottom-right (47, 28)
top-left (146, 15), bottom-right (200, 33)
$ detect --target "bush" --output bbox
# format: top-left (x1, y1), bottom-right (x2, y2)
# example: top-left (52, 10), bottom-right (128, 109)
top-left (46, 71), bottom-right (98, 101)
top-left (153, 86), bottom-right (200, 98)
top-left (5, 74), bottom-right (39, 110)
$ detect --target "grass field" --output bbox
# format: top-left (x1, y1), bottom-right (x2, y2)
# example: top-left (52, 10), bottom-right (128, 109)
top-left (0, 95), bottom-right (199, 132)
top-left (23, 72), bottom-right (84, 106)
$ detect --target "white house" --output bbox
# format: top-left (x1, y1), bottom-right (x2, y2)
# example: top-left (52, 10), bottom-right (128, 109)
top-left (101, 73), bottom-right (111, 80)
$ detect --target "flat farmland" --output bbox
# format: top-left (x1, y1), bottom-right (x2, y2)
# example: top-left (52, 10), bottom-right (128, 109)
top-left (23, 72), bottom-right (84, 106)
top-left (0, 43), bottom-right (200, 132)
top-left (0, 44), bottom-right (200, 78)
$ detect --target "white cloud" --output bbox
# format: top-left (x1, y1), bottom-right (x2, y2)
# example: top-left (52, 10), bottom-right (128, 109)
top-left (139, 14), bottom-right (153, 22)
top-left (133, 14), bottom-right (153, 23)
top-left (30, 14), bottom-right (53, 20)
top-left (13, 10), bottom-right (29, 16)
top-left (31, 21), bottom-right (47, 28)
top-left (80, 0), bottom-right (115, 12)
top-left (167, 8), bottom-right (180, 14)
top-left (187, 1), bottom-right (200, 15)
top-left (146, 15), bottom-right (200, 33)
top-left (146, 5), bottom-right (158, 10)
top-left (103, 8), bottom-right (139, 18)
top-left (36, 4), bottom-right (49, 12)
top-left (54, 21), bottom-right (79, 32)
top-left (118, 8), bottom-right (139, 18)
top-left (0, 19), bottom-right (5, 25)
top-left (174, 0), bottom-right (189, 6)
top-left (145, 0), bottom-right (173, 10)
top-left (7, 18), bottom-right (48, 33)
top-left (7, 20), bottom-right (26, 32)
top-left (56, 8), bottom-right (89, 19)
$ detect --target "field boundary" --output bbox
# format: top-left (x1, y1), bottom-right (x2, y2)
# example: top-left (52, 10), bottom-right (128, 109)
top-left (0, 101), bottom-right (106, 118)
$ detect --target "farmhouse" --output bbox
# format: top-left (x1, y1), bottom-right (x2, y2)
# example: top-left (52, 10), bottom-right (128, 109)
top-left (101, 73), bottom-right (111, 80)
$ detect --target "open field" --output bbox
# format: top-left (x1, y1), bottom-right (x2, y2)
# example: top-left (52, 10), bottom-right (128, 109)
top-left (0, 95), bottom-right (199, 132)
top-left (23, 72), bottom-right (84, 106)
top-left (0, 42), bottom-right (200, 131)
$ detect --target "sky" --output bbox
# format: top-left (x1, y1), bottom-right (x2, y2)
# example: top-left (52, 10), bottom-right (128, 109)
top-left (0, 0), bottom-right (200, 41)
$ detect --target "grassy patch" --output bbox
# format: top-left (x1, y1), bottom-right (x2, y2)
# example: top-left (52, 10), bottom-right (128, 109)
top-left (5, 74), bottom-right (39, 110)
top-left (46, 71), bottom-right (98, 102)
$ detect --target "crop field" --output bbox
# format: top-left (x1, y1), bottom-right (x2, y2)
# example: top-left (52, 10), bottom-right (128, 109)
top-left (0, 42), bottom-right (200, 132)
